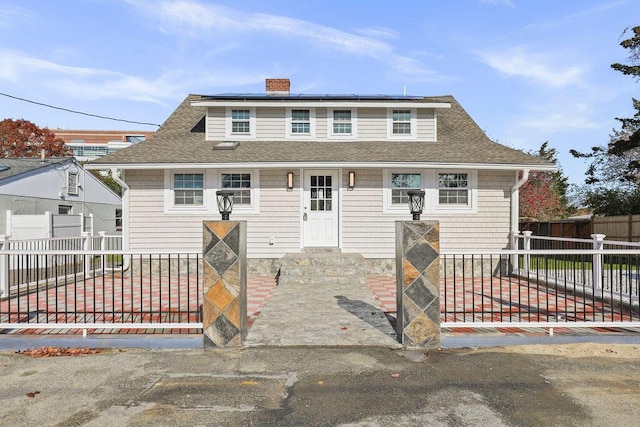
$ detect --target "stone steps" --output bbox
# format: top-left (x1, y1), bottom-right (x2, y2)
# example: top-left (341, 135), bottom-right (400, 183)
top-left (279, 251), bottom-right (366, 286)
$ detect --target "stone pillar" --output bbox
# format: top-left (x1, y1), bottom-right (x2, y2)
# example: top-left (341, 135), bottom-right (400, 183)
top-left (202, 221), bottom-right (247, 347)
top-left (395, 221), bottom-right (440, 349)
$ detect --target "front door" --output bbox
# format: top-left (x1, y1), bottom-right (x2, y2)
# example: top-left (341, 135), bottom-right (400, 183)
top-left (303, 170), bottom-right (339, 247)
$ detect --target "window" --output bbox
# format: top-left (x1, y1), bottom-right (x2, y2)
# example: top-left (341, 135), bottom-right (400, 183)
top-left (125, 135), bottom-right (145, 143)
top-left (333, 110), bottom-right (352, 134)
top-left (390, 173), bottom-right (422, 205)
top-left (174, 173), bottom-right (204, 206)
top-left (58, 205), bottom-right (72, 214)
top-left (67, 172), bottom-right (79, 195)
top-left (310, 175), bottom-right (332, 211)
top-left (231, 109), bottom-right (250, 134)
top-left (387, 108), bottom-right (416, 139)
top-left (221, 173), bottom-right (252, 205)
top-left (115, 208), bottom-right (122, 231)
top-left (438, 173), bottom-right (469, 205)
top-left (392, 110), bottom-right (411, 134)
top-left (291, 109), bottom-right (310, 134)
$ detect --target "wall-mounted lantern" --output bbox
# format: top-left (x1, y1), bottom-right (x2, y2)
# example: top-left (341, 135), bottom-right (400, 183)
top-left (216, 190), bottom-right (234, 220)
top-left (348, 171), bottom-right (356, 190)
top-left (287, 172), bottom-right (294, 191)
top-left (407, 190), bottom-right (425, 220)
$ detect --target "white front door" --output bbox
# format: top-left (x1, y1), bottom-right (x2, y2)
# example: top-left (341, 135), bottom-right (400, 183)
top-left (303, 170), bottom-right (339, 247)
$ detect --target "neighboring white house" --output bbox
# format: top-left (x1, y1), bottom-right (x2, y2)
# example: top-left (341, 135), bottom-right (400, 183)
top-left (89, 78), bottom-right (554, 274)
top-left (0, 157), bottom-right (122, 235)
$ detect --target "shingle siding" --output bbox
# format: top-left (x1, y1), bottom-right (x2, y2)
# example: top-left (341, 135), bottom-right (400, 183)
top-left (127, 168), bottom-right (513, 257)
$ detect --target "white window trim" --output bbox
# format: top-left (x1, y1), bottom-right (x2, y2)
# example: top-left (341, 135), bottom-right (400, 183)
top-left (383, 169), bottom-right (478, 214)
top-left (430, 169), bottom-right (478, 214)
top-left (225, 107), bottom-right (256, 139)
top-left (286, 108), bottom-right (316, 139)
top-left (327, 108), bottom-right (358, 139)
top-left (164, 169), bottom-right (212, 214)
top-left (218, 169), bottom-right (260, 215)
top-left (387, 108), bottom-right (417, 140)
top-left (382, 169), bottom-right (425, 214)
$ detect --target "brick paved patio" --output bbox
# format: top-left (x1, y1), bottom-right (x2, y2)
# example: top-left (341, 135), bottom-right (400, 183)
top-left (1, 274), bottom-right (637, 335)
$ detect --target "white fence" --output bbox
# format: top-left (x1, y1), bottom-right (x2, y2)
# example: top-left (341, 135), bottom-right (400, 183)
top-left (6, 210), bottom-right (93, 239)
top-left (513, 232), bottom-right (640, 304)
top-left (0, 233), bottom-right (122, 298)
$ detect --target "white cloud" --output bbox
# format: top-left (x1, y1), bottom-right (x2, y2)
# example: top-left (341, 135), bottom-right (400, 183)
top-left (125, 0), bottom-right (443, 81)
top-left (0, 6), bottom-right (29, 30)
top-left (478, 46), bottom-right (587, 87)
top-left (355, 26), bottom-right (399, 40)
top-left (0, 49), bottom-right (116, 83)
top-left (518, 102), bottom-right (603, 132)
top-left (480, 0), bottom-right (516, 8)
top-left (0, 48), bottom-right (177, 103)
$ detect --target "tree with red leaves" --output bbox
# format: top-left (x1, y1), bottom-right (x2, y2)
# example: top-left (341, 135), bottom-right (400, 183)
top-left (519, 142), bottom-right (573, 220)
top-left (0, 118), bottom-right (72, 158)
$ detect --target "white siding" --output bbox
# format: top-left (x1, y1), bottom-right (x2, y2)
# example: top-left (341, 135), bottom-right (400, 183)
top-left (357, 108), bottom-right (387, 140)
top-left (316, 108), bottom-right (327, 136)
top-left (205, 107), bottom-right (225, 140)
top-left (127, 168), bottom-right (512, 258)
top-left (204, 106), bottom-right (437, 141)
top-left (417, 109), bottom-right (436, 141)
top-left (127, 169), bottom-right (300, 256)
top-left (255, 107), bottom-right (285, 140)
top-left (341, 169), bottom-right (513, 258)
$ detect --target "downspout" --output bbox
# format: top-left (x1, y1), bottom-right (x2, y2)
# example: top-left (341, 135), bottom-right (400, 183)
top-left (111, 168), bottom-right (130, 270)
top-left (511, 169), bottom-right (530, 248)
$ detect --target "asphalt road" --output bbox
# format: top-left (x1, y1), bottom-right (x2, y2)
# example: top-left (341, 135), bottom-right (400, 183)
top-left (0, 344), bottom-right (639, 426)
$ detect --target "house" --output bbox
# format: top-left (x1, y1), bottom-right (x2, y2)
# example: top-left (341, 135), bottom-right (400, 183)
top-left (0, 157), bottom-right (122, 235)
top-left (55, 130), bottom-right (155, 162)
top-left (89, 78), bottom-right (554, 275)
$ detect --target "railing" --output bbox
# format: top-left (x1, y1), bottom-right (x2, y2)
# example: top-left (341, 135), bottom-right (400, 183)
top-left (0, 249), bottom-right (202, 333)
top-left (441, 247), bottom-right (640, 334)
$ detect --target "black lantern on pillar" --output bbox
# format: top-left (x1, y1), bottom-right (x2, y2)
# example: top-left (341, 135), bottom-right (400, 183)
top-left (216, 190), bottom-right (234, 220)
top-left (407, 190), bottom-right (425, 220)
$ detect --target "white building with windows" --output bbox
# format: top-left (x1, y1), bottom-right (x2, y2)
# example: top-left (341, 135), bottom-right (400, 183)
top-left (55, 130), bottom-right (155, 162)
top-left (0, 157), bottom-right (122, 235)
top-left (89, 78), bottom-right (554, 274)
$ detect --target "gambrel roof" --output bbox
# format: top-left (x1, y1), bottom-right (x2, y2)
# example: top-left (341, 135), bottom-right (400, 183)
top-left (90, 94), bottom-right (553, 170)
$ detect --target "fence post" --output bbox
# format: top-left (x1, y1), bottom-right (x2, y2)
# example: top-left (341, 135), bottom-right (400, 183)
top-left (5, 210), bottom-right (11, 235)
top-left (522, 231), bottom-right (533, 272)
top-left (0, 234), bottom-right (8, 298)
top-left (510, 230), bottom-right (520, 272)
top-left (82, 231), bottom-right (91, 276)
top-left (592, 234), bottom-right (605, 290)
top-left (99, 231), bottom-right (107, 250)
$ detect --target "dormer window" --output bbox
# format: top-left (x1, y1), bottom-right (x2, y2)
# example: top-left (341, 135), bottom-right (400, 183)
top-left (333, 110), bottom-right (352, 134)
top-left (328, 109), bottom-right (357, 138)
top-left (388, 108), bottom-right (417, 139)
top-left (392, 110), bottom-right (411, 134)
top-left (232, 109), bottom-right (250, 133)
top-left (291, 109), bottom-right (310, 134)
top-left (225, 107), bottom-right (255, 138)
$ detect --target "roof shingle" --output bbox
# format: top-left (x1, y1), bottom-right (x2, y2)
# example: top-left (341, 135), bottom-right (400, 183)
top-left (91, 94), bottom-right (551, 168)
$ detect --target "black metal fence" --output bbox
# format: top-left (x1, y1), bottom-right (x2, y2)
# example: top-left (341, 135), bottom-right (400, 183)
top-left (0, 251), bottom-right (202, 334)
top-left (441, 250), bottom-right (640, 328)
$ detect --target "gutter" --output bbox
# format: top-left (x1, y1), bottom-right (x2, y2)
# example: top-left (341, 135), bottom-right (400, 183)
top-left (510, 169), bottom-right (530, 247)
top-left (110, 168), bottom-right (130, 271)
top-left (86, 161), bottom-right (557, 172)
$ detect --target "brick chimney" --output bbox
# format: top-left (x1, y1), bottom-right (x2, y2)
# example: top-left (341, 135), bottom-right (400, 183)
top-left (265, 78), bottom-right (290, 96)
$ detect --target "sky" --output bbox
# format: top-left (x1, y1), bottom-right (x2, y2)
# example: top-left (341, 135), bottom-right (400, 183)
top-left (0, 0), bottom-right (638, 185)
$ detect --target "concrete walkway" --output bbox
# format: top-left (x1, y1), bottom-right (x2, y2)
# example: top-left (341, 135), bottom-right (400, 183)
top-left (244, 278), bottom-right (401, 347)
